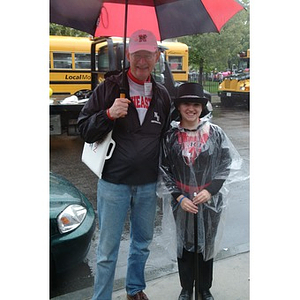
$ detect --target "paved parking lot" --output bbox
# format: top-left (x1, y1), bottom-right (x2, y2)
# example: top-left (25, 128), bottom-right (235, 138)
top-left (50, 99), bottom-right (249, 298)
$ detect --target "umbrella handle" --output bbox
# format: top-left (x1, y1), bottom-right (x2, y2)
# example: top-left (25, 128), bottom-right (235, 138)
top-left (120, 87), bottom-right (126, 98)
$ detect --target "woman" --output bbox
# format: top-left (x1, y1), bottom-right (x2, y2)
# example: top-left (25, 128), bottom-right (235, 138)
top-left (160, 82), bottom-right (241, 300)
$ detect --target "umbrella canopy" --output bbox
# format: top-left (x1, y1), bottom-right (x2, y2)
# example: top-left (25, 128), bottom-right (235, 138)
top-left (50, 0), bottom-right (245, 40)
top-left (50, 0), bottom-right (245, 96)
top-left (50, 0), bottom-right (102, 36)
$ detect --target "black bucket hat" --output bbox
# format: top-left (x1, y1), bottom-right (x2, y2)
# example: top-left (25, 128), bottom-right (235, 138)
top-left (174, 82), bottom-right (208, 108)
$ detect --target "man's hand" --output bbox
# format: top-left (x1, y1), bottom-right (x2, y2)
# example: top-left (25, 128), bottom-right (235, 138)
top-left (108, 98), bottom-right (131, 119)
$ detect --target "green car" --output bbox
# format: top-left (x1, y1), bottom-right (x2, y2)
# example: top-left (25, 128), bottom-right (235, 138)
top-left (50, 172), bottom-right (96, 274)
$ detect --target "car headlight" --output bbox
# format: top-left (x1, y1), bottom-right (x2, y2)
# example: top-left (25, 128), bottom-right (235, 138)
top-left (57, 204), bottom-right (87, 234)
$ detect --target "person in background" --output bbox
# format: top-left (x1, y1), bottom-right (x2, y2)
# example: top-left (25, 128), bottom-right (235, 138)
top-left (78, 29), bottom-right (171, 300)
top-left (160, 82), bottom-right (241, 300)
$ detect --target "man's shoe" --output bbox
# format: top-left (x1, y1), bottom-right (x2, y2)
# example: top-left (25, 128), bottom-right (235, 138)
top-left (178, 289), bottom-right (193, 300)
top-left (200, 289), bottom-right (214, 300)
top-left (127, 291), bottom-right (149, 300)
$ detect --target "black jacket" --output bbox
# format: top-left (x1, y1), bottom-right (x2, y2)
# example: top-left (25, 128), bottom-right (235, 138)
top-left (78, 71), bottom-right (171, 185)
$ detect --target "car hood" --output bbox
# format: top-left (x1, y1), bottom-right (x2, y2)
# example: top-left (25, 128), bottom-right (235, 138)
top-left (50, 173), bottom-right (83, 210)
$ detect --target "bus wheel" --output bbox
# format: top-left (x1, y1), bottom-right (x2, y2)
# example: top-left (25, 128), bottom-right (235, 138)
top-left (74, 89), bottom-right (92, 99)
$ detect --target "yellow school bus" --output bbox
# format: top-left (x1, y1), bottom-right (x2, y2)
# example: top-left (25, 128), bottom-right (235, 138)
top-left (163, 41), bottom-right (189, 82)
top-left (49, 36), bottom-right (189, 95)
top-left (50, 36), bottom-right (93, 95)
top-left (218, 49), bottom-right (250, 108)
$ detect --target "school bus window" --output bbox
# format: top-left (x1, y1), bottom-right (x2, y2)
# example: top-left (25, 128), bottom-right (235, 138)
top-left (75, 53), bottom-right (91, 69)
top-left (53, 52), bottom-right (72, 69)
top-left (168, 56), bottom-right (183, 71)
top-left (98, 47), bottom-right (109, 72)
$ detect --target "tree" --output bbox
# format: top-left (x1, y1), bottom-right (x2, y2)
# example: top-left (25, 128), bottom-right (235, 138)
top-left (50, 24), bottom-right (89, 37)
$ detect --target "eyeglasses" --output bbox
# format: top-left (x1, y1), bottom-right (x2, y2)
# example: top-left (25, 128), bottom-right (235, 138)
top-left (131, 52), bottom-right (156, 62)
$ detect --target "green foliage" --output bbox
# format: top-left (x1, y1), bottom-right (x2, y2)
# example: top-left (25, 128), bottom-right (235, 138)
top-left (178, 5), bottom-right (250, 73)
top-left (50, 24), bottom-right (89, 37)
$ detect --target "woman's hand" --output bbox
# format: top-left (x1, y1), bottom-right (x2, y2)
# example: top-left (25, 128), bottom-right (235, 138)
top-left (178, 196), bottom-right (198, 214)
top-left (192, 189), bottom-right (212, 205)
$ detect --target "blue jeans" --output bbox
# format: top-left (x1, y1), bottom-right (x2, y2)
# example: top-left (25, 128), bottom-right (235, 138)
top-left (92, 179), bottom-right (157, 300)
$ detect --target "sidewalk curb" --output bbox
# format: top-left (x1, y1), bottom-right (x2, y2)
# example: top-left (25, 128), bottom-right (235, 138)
top-left (51, 245), bottom-right (249, 300)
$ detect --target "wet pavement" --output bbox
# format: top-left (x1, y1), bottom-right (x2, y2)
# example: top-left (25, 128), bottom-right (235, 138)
top-left (50, 97), bottom-right (249, 298)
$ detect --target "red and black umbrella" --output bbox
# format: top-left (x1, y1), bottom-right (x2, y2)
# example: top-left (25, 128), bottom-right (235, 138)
top-left (51, 0), bottom-right (245, 95)
top-left (50, 0), bottom-right (245, 40)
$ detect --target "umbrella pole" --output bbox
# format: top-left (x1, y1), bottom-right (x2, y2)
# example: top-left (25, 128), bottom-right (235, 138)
top-left (194, 212), bottom-right (199, 300)
top-left (194, 192), bottom-right (199, 300)
top-left (120, 0), bottom-right (129, 98)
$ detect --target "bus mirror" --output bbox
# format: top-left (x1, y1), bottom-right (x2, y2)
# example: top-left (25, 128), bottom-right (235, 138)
top-left (159, 52), bottom-right (165, 73)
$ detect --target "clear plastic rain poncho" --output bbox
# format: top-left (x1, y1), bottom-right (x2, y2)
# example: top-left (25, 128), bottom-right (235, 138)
top-left (159, 114), bottom-right (246, 261)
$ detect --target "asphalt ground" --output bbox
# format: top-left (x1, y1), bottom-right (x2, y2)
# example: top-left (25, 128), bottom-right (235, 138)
top-left (50, 96), bottom-right (249, 298)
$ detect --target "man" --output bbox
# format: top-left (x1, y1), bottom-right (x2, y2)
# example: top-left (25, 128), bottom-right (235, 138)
top-left (78, 29), bottom-right (171, 300)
